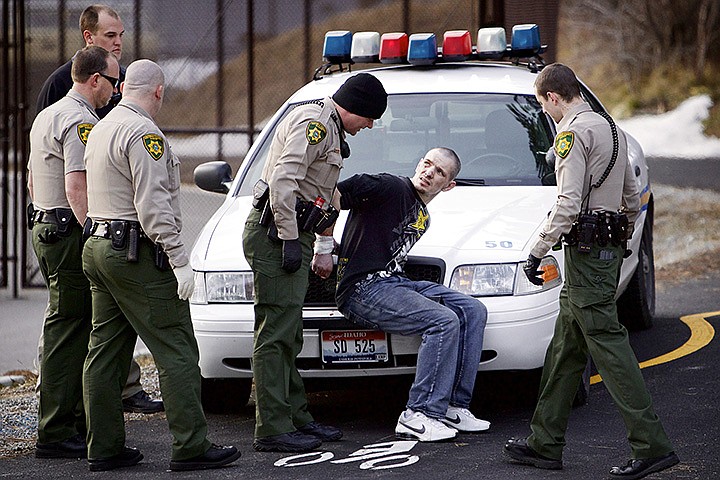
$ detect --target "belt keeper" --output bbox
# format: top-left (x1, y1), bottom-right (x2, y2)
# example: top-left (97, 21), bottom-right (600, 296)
top-left (313, 234), bottom-right (334, 255)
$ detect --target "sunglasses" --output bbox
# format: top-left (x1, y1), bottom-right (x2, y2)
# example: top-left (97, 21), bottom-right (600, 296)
top-left (97, 72), bottom-right (119, 89)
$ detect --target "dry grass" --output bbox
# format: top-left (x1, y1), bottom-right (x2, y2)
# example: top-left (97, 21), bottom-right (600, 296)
top-left (653, 184), bottom-right (720, 282)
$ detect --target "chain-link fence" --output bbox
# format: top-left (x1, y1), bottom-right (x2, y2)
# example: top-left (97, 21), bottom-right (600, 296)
top-left (2, 0), bottom-right (558, 291)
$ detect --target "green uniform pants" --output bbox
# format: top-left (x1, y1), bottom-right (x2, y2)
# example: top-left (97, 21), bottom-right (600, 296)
top-left (528, 243), bottom-right (673, 460)
top-left (243, 209), bottom-right (315, 438)
top-left (82, 237), bottom-right (211, 460)
top-left (32, 222), bottom-right (91, 444)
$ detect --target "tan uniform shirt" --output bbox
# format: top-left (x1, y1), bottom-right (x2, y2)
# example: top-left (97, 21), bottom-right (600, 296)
top-left (530, 102), bottom-right (640, 258)
top-left (28, 89), bottom-right (98, 211)
top-left (261, 97), bottom-right (345, 240)
top-left (84, 99), bottom-right (188, 267)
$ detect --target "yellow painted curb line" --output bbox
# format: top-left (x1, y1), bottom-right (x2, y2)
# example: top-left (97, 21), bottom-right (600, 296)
top-left (590, 311), bottom-right (718, 385)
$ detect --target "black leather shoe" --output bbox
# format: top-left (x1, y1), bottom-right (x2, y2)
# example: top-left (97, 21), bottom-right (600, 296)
top-left (503, 437), bottom-right (563, 470)
top-left (169, 444), bottom-right (241, 471)
top-left (298, 421), bottom-right (343, 441)
top-left (609, 452), bottom-right (679, 480)
top-left (253, 431), bottom-right (322, 452)
top-left (88, 446), bottom-right (143, 471)
top-left (122, 390), bottom-right (164, 414)
top-left (35, 433), bottom-right (87, 459)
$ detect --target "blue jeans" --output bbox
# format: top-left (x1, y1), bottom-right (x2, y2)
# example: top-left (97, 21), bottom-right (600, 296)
top-left (339, 274), bottom-right (487, 419)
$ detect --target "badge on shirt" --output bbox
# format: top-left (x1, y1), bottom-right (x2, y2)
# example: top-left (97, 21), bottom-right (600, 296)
top-left (555, 131), bottom-right (574, 158)
top-left (77, 123), bottom-right (94, 145)
top-left (306, 121), bottom-right (327, 145)
top-left (142, 134), bottom-right (165, 160)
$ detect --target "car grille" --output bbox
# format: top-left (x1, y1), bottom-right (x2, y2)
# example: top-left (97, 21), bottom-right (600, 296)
top-left (304, 257), bottom-right (445, 306)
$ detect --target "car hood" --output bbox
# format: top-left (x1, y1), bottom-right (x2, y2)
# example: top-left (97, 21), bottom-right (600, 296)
top-left (193, 185), bottom-right (558, 271)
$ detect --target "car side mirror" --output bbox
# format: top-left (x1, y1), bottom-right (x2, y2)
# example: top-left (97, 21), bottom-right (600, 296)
top-left (194, 161), bottom-right (233, 194)
top-left (544, 148), bottom-right (556, 170)
top-left (541, 149), bottom-right (556, 186)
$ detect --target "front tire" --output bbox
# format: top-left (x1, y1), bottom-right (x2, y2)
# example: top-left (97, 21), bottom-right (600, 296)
top-left (201, 377), bottom-right (252, 414)
top-left (617, 210), bottom-right (655, 331)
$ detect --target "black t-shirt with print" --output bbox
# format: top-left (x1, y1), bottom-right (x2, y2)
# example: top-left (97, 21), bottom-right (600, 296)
top-left (335, 173), bottom-right (429, 308)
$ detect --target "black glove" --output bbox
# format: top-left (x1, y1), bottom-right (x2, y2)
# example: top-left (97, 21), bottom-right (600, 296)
top-left (282, 239), bottom-right (302, 273)
top-left (523, 254), bottom-right (544, 286)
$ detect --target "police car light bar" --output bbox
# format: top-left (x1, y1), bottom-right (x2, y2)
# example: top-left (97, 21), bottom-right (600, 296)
top-left (407, 33), bottom-right (438, 65)
top-left (319, 24), bottom-right (545, 73)
top-left (323, 30), bottom-right (352, 64)
top-left (442, 30), bottom-right (472, 61)
top-left (379, 32), bottom-right (408, 64)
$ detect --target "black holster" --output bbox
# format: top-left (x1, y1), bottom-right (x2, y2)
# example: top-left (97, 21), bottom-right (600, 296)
top-left (27, 203), bottom-right (35, 230)
top-left (154, 244), bottom-right (171, 271)
top-left (109, 220), bottom-right (141, 262)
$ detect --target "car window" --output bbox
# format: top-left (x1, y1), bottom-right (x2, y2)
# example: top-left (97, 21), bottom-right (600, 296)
top-left (236, 93), bottom-right (554, 196)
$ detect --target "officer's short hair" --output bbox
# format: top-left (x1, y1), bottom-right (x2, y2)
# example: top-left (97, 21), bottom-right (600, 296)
top-left (80, 4), bottom-right (120, 35)
top-left (535, 63), bottom-right (582, 102)
top-left (71, 45), bottom-right (111, 83)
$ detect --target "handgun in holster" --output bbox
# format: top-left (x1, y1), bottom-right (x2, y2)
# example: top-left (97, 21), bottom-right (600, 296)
top-left (26, 203), bottom-right (35, 230)
top-left (154, 244), bottom-right (171, 271)
top-left (609, 212), bottom-right (629, 245)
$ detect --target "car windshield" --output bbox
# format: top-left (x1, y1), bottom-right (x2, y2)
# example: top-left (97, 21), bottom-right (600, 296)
top-left (236, 93), bottom-right (554, 196)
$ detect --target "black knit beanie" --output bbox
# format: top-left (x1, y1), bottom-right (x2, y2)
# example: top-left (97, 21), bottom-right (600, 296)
top-left (332, 73), bottom-right (387, 119)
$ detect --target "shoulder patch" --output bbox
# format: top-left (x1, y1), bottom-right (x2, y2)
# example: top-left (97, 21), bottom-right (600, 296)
top-left (142, 134), bottom-right (165, 160)
top-left (77, 123), bottom-right (94, 145)
top-left (554, 131), bottom-right (574, 158)
top-left (306, 121), bottom-right (327, 145)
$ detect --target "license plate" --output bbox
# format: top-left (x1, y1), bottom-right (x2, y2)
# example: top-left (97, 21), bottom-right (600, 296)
top-left (321, 330), bottom-right (389, 363)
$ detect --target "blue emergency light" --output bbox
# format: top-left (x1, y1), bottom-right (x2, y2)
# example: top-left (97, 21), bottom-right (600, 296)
top-left (323, 30), bottom-right (352, 64)
top-left (510, 24), bottom-right (541, 55)
top-left (407, 33), bottom-right (438, 65)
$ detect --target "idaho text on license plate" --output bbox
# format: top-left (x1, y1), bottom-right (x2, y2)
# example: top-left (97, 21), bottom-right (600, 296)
top-left (321, 330), bottom-right (389, 363)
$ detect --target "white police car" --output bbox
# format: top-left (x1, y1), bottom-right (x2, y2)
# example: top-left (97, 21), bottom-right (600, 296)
top-left (190, 25), bottom-right (655, 411)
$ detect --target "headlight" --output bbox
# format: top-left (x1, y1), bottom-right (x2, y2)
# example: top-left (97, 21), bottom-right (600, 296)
top-left (514, 256), bottom-right (562, 295)
top-left (190, 271), bottom-right (255, 304)
top-left (450, 264), bottom-right (516, 296)
top-left (449, 256), bottom-right (562, 296)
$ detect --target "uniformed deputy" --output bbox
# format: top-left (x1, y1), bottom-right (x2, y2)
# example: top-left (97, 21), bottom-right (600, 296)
top-left (28, 45), bottom-right (119, 460)
top-left (504, 63), bottom-right (678, 480)
top-left (35, 4), bottom-right (161, 415)
top-left (82, 59), bottom-right (241, 472)
top-left (243, 73), bottom-right (387, 452)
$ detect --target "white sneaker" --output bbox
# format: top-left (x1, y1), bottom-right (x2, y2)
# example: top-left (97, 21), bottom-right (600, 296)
top-left (441, 406), bottom-right (491, 432)
top-left (395, 409), bottom-right (458, 442)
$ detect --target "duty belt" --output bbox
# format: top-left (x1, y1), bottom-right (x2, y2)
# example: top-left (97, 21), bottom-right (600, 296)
top-left (89, 220), bottom-right (170, 270)
top-left (91, 220), bottom-right (148, 240)
top-left (32, 207), bottom-right (76, 227)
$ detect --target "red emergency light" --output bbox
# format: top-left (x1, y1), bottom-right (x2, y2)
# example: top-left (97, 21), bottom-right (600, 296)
top-left (379, 32), bottom-right (409, 64)
top-left (442, 30), bottom-right (472, 61)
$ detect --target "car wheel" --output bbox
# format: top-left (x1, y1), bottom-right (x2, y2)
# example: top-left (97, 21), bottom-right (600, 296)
top-left (572, 359), bottom-right (591, 407)
top-left (201, 377), bottom-right (252, 414)
top-left (617, 214), bottom-right (655, 331)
